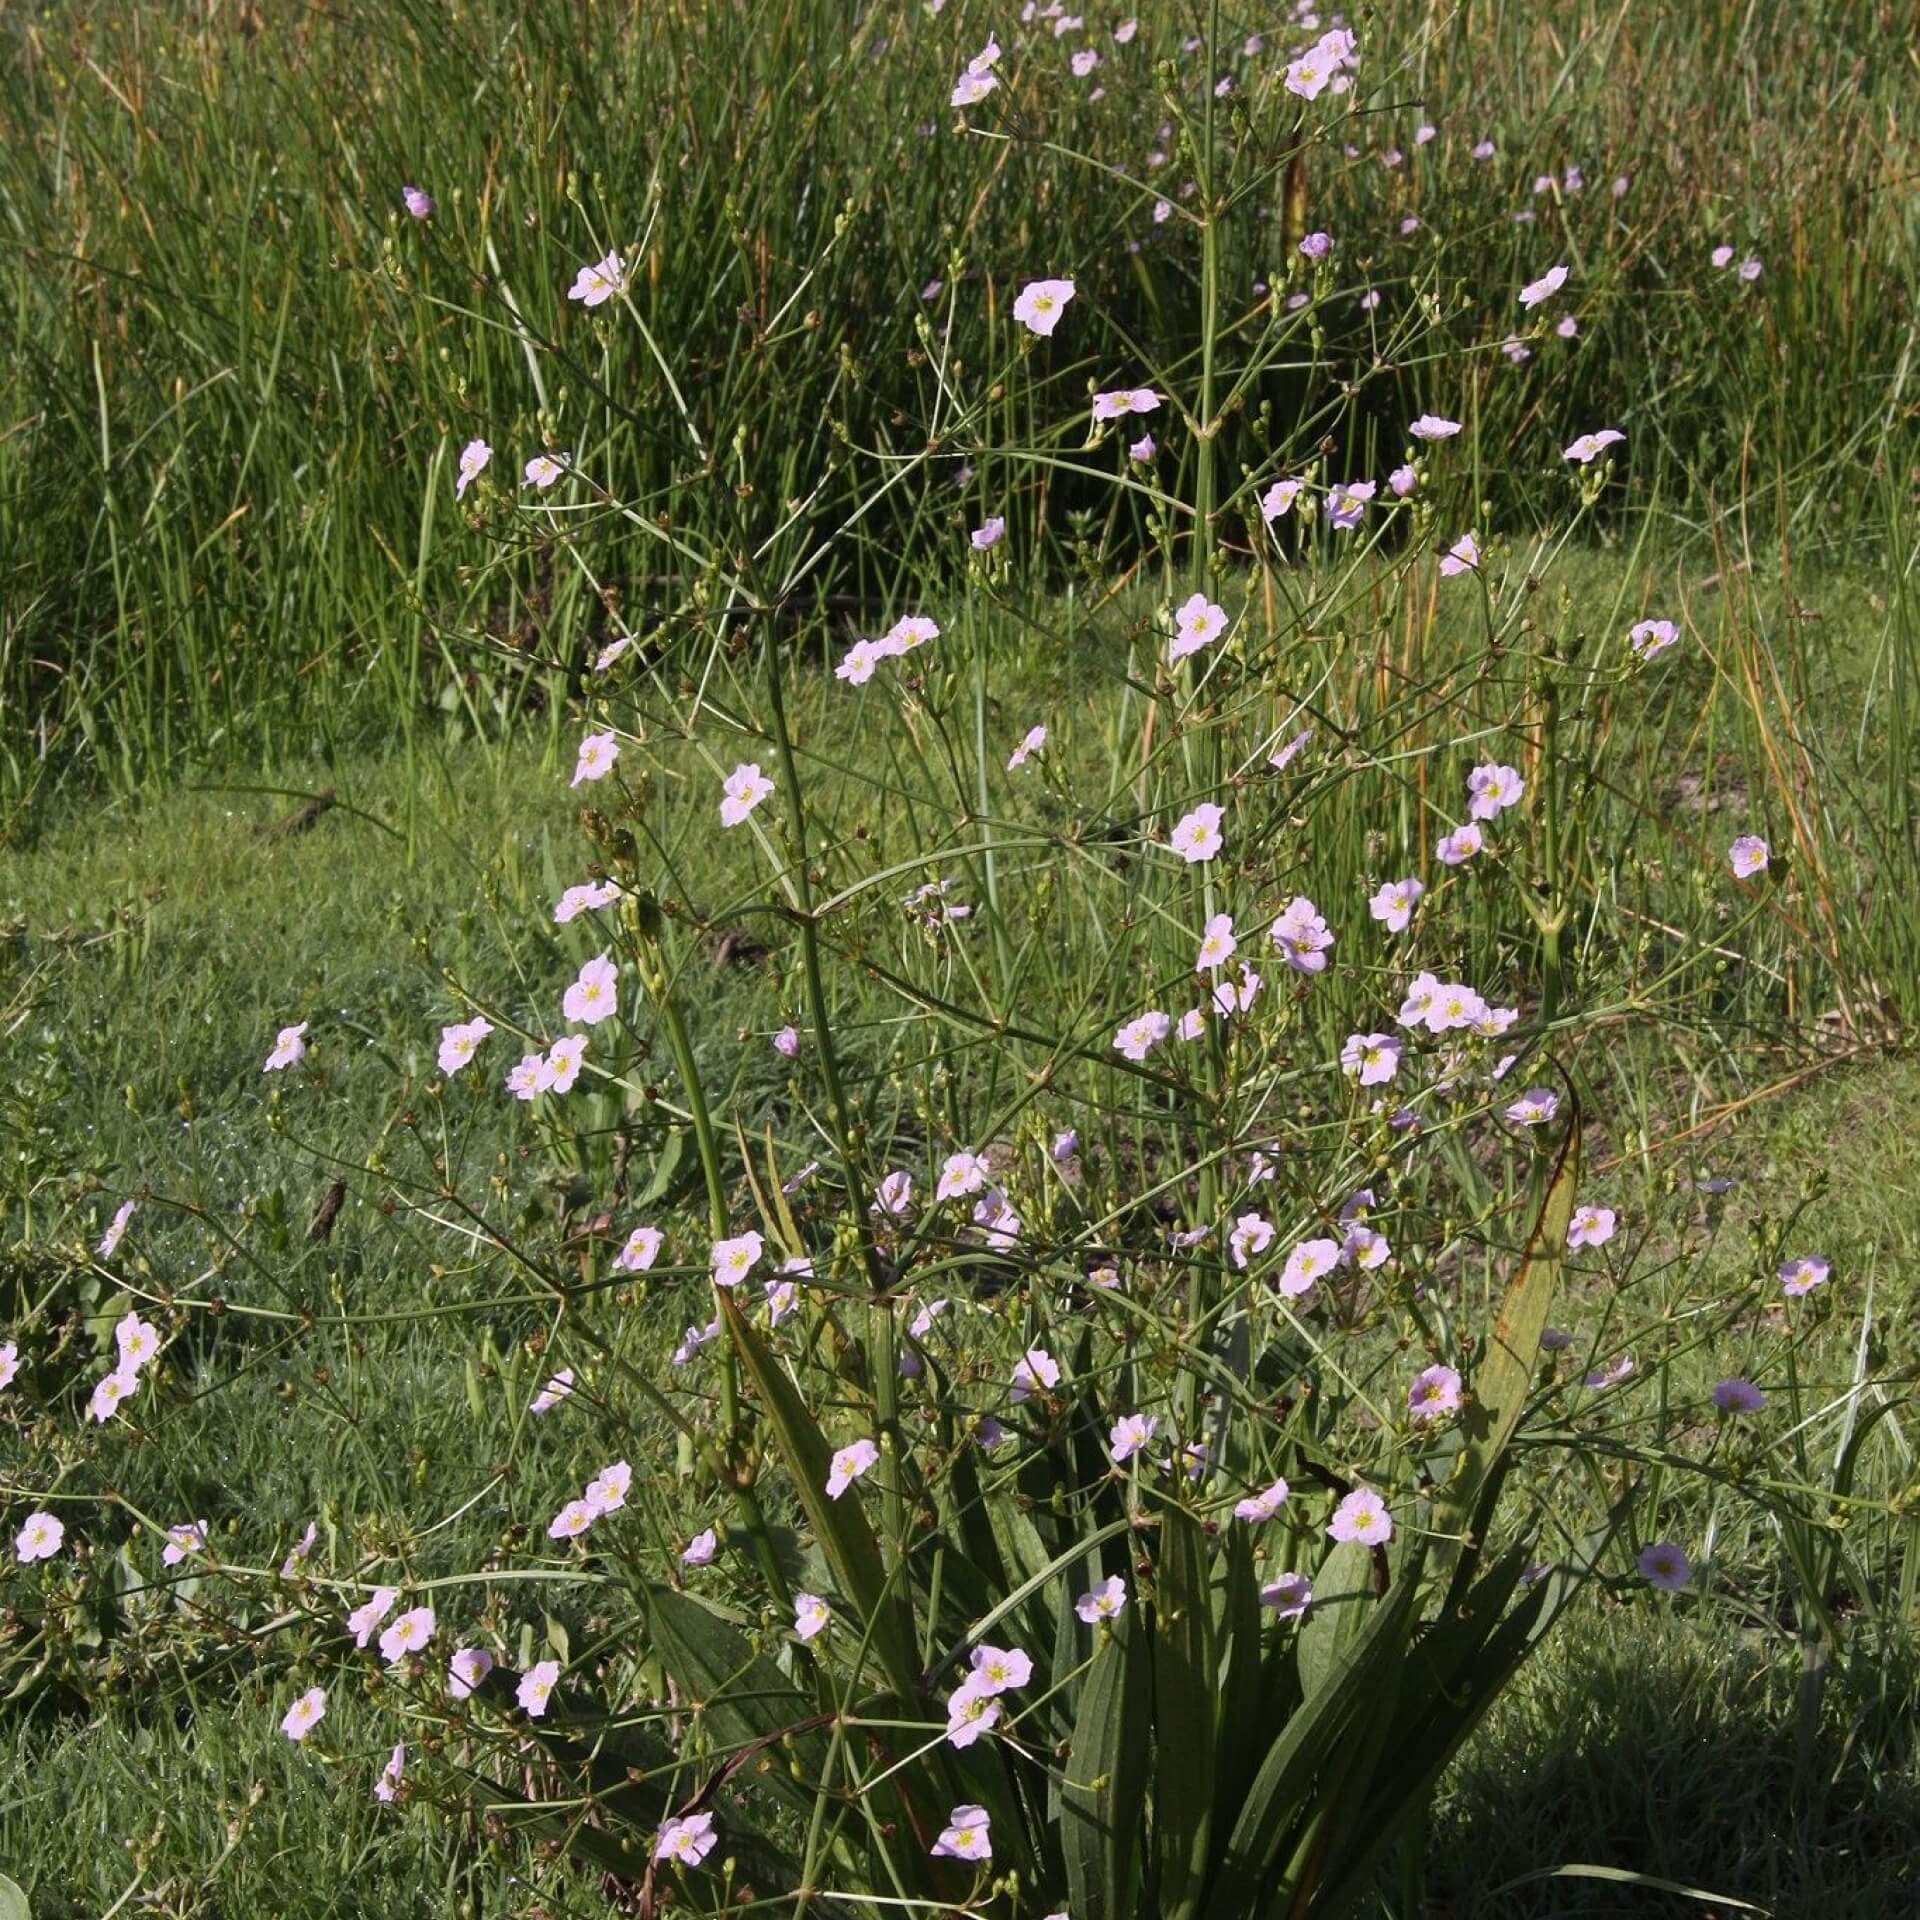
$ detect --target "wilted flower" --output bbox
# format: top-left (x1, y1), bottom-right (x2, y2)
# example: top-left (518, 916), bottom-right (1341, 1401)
top-left (1713, 1378), bottom-right (1766, 1413)
top-left (401, 185), bottom-right (434, 219)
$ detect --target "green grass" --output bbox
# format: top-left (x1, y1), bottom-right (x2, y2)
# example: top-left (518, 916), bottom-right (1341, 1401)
top-left (2, 0), bottom-right (1914, 820)
top-left (5, 552), bottom-right (1918, 1912)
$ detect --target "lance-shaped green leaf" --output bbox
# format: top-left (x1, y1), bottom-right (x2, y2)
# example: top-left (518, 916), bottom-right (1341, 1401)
top-left (718, 1289), bottom-right (922, 1702)
top-left (1062, 1610), bottom-right (1151, 1920)
top-left (1214, 1525), bottom-right (1267, 1816)
top-left (1295, 1536), bottom-right (1376, 1705)
top-left (1432, 1110), bottom-right (1581, 1549)
top-left (642, 1583), bottom-right (829, 1819)
top-left (1152, 1500), bottom-right (1217, 1920)
top-left (1205, 1570), bottom-right (1421, 1919)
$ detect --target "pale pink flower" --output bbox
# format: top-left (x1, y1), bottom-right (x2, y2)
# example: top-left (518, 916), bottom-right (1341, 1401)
top-left (116, 1311), bottom-right (160, 1371)
top-left (1229, 1212), bottom-right (1274, 1268)
top-left (1271, 895), bottom-right (1334, 974)
top-left (571, 730), bottom-right (618, 786)
top-left (1012, 278), bottom-right (1076, 338)
top-left (1130, 432), bottom-right (1156, 461)
top-left (1563, 428), bottom-right (1625, 464)
top-left (0, 1342), bottom-right (18, 1393)
top-left (682, 1527), bottom-right (718, 1566)
top-left (517, 1659), bottom-right (560, 1716)
top-left (16, 1510), bottom-right (64, 1563)
top-left (98, 1200), bottom-right (136, 1258)
top-left (1010, 1348), bottom-right (1061, 1402)
top-left (1410, 414), bottom-right (1460, 439)
top-left (506, 1051), bottom-right (553, 1100)
top-left (1519, 263), bottom-right (1568, 308)
top-left (1629, 618), bottom-right (1678, 661)
top-left (656, 1811), bottom-right (719, 1867)
top-left (1007, 724), bottom-right (1048, 770)
top-left (1168, 592), bottom-right (1228, 662)
top-left (1467, 763), bottom-right (1525, 821)
top-left (1567, 1205), bottom-right (1616, 1249)
top-left (545, 1033), bottom-right (586, 1093)
top-left (969, 1643), bottom-right (1033, 1694)
top-left (281, 1686), bottom-right (327, 1741)
top-left (1279, 1237), bottom-right (1339, 1297)
top-left (972, 515), bottom-right (1007, 551)
top-left (530, 1368), bottom-right (574, 1412)
top-left (437, 1016), bottom-right (495, 1073)
top-left (1075, 1574), bottom-right (1127, 1623)
top-left (1407, 1365), bottom-right (1463, 1421)
top-left (348, 1587), bottom-right (399, 1648)
top-left (1071, 47), bottom-right (1100, 76)
top-left (826, 1437), bottom-right (879, 1499)
top-left (567, 252), bottom-right (625, 307)
top-left (1093, 386), bottom-right (1163, 422)
top-left (524, 453), bottom-right (569, 489)
top-left (374, 1741), bottom-right (406, 1803)
top-left (263, 1022), bottom-right (309, 1072)
top-left (449, 1647), bottom-right (494, 1697)
top-left (1504, 1087), bottom-right (1558, 1126)
top-left (1196, 912), bottom-right (1238, 971)
top-left (455, 438), bottom-right (491, 499)
top-left (1328, 1487), bottom-right (1392, 1544)
top-left (616, 1225), bottom-right (663, 1272)
top-left (1326, 480), bottom-right (1376, 530)
top-left (87, 1366), bottom-right (137, 1422)
top-left (401, 185), bottom-right (434, 219)
top-left (1436, 822), bottom-right (1483, 866)
top-left (1778, 1254), bottom-right (1829, 1297)
top-left (719, 763), bottom-right (774, 827)
top-left (937, 1152), bottom-right (989, 1201)
top-left (1438, 532), bottom-right (1480, 576)
top-left (161, 1520), bottom-right (208, 1566)
top-left (793, 1591), bottom-right (830, 1641)
top-left (950, 71), bottom-right (996, 108)
top-left (1261, 1571), bottom-right (1312, 1618)
top-left (1235, 1477), bottom-right (1290, 1522)
top-left (945, 1680), bottom-right (1001, 1748)
top-left (1113, 1009), bottom-right (1172, 1061)
top-left (1341, 1032), bottom-right (1401, 1087)
top-left (379, 1605), bottom-right (436, 1665)
top-left (875, 1169), bottom-right (914, 1216)
top-left (932, 1804), bottom-right (992, 1862)
top-left (585, 1459), bottom-right (632, 1514)
top-left (1261, 478), bottom-right (1304, 523)
top-left (711, 1230), bottom-right (764, 1286)
top-left (1728, 835), bottom-right (1769, 879)
top-left (836, 639), bottom-right (881, 686)
top-left (1368, 876), bottom-right (1423, 932)
top-left (1169, 803), bottom-right (1224, 863)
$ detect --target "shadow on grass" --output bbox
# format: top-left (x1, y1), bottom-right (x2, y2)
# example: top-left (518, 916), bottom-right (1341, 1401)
top-left (1427, 1607), bottom-right (1920, 1918)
